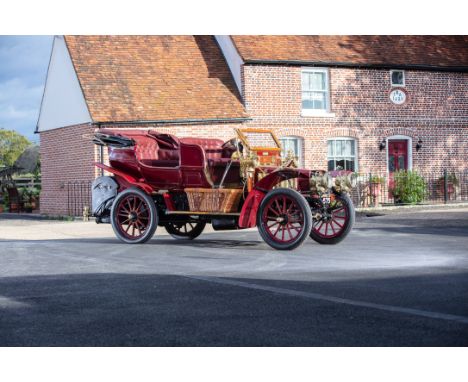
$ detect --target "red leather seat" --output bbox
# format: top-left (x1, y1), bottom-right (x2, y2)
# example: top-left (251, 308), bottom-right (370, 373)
top-left (180, 137), bottom-right (224, 160)
top-left (135, 135), bottom-right (179, 167)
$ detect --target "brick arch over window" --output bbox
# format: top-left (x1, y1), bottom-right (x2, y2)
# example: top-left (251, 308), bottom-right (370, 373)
top-left (275, 128), bottom-right (306, 138)
top-left (327, 128), bottom-right (361, 140)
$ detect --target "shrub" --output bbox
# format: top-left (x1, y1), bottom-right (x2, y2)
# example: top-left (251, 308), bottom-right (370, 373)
top-left (391, 170), bottom-right (427, 204)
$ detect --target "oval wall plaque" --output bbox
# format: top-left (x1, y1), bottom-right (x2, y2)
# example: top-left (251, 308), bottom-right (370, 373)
top-left (389, 89), bottom-right (407, 105)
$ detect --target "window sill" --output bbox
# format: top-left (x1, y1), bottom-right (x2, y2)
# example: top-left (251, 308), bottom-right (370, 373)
top-left (301, 110), bottom-right (336, 118)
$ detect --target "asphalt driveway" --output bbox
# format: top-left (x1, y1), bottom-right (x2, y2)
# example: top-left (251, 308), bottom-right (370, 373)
top-left (0, 207), bottom-right (467, 346)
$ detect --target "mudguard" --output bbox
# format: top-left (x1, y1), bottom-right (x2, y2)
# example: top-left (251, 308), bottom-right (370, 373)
top-left (238, 168), bottom-right (313, 228)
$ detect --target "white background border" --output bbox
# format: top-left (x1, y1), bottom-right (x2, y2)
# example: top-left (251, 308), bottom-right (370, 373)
top-left (1, 0), bottom-right (467, 380)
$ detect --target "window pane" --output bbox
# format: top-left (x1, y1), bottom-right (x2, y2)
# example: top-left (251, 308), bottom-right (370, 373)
top-left (301, 72), bottom-right (309, 90)
top-left (328, 160), bottom-right (335, 171)
top-left (389, 156), bottom-right (395, 172)
top-left (344, 140), bottom-right (352, 156)
top-left (398, 155), bottom-right (405, 169)
top-left (327, 141), bottom-right (334, 156)
top-left (280, 137), bottom-right (301, 165)
top-left (312, 92), bottom-right (326, 109)
top-left (302, 99), bottom-right (313, 109)
top-left (345, 159), bottom-right (355, 171)
top-left (335, 159), bottom-right (345, 171)
top-left (310, 72), bottom-right (325, 90)
top-left (392, 71), bottom-right (404, 85)
top-left (335, 140), bottom-right (344, 156)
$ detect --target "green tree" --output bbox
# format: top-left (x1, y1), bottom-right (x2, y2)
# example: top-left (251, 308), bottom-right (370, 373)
top-left (0, 128), bottom-right (32, 167)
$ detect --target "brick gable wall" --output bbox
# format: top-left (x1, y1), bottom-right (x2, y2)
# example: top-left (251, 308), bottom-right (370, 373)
top-left (39, 123), bottom-right (98, 215)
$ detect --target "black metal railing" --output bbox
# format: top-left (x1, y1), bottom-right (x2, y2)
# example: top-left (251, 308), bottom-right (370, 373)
top-left (348, 170), bottom-right (468, 208)
top-left (66, 181), bottom-right (92, 216)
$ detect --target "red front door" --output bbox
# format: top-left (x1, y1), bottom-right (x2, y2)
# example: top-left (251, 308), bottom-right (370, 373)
top-left (388, 140), bottom-right (408, 173)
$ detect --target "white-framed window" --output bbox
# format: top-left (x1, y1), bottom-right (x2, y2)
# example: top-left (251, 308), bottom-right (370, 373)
top-left (327, 138), bottom-right (358, 172)
top-left (280, 136), bottom-right (303, 167)
top-left (301, 68), bottom-right (330, 113)
top-left (390, 70), bottom-right (405, 87)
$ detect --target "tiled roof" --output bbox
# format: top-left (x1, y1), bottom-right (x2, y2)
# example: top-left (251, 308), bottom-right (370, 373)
top-left (231, 36), bottom-right (468, 70)
top-left (65, 35), bottom-right (247, 123)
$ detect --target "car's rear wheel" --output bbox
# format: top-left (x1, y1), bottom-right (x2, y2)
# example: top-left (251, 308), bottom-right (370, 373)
top-left (257, 188), bottom-right (312, 250)
top-left (111, 187), bottom-right (158, 244)
top-left (309, 193), bottom-right (355, 245)
top-left (164, 221), bottom-right (206, 240)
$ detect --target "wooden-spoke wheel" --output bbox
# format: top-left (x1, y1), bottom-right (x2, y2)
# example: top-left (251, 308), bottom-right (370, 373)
top-left (111, 187), bottom-right (158, 244)
top-left (309, 193), bottom-right (355, 245)
top-left (257, 188), bottom-right (312, 250)
top-left (164, 221), bottom-right (206, 240)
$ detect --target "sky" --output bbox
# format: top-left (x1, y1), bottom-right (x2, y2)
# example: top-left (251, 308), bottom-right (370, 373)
top-left (0, 35), bottom-right (53, 143)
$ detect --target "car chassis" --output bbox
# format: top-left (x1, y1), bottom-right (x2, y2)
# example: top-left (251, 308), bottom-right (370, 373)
top-left (92, 128), bottom-right (355, 250)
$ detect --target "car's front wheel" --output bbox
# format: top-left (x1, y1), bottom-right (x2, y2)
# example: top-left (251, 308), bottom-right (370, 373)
top-left (257, 188), bottom-right (312, 250)
top-left (309, 193), bottom-right (355, 245)
top-left (111, 187), bottom-right (158, 244)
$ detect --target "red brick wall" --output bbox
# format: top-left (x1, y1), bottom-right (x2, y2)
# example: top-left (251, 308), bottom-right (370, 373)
top-left (39, 123), bottom-right (98, 215)
top-left (242, 65), bottom-right (468, 174)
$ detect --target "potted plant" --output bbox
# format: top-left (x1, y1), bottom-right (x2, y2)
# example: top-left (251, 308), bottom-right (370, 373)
top-left (29, 188), bottom-right (40, 210)
top-left (369, 175), bottom-right (385, 197)
top-left (436, 173), bottom-right (459, 199)
top-left (23, 201), bottom-right (33, 213)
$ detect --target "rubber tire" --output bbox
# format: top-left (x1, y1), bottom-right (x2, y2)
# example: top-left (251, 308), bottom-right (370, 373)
top-left (164, 221), bottom-right (206, 240)
top-left (309, 193), bottom-right (355, 245)
top-left (111, 187), bottom-right (158, 244)
top-left (257, 188), bottom-right (312, 251)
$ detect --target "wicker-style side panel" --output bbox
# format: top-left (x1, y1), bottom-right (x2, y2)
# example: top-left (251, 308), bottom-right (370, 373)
top-left (185, 188), bottom-right (243, 213)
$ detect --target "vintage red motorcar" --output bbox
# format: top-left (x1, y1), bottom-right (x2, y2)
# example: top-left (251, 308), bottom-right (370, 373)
top-left (92, 128), bottom-right (355, 250)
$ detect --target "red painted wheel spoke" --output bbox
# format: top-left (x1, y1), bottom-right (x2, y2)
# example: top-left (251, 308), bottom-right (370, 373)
top-left (135, 200), bottom-right (144, 214)
top-left (125, 199), bottom-right (132, 212)
top-left (332, 207), bottom-right (345, 214)
top-left (291, 224), bottom-right (301, 232)
top-left (333, 216), bottom-right (346, 220)
top-left (316, 221), bottom-right (324, 232)
top-left (286, 224), bottom-right (295, 239)
top-left (268, 208), bottom-right (280, 217)
top-left (333, 219), bottom-right (344, 228)
top-left (268, 221), bottom-right (279, 229)
top-left (271, 200), bottom-right (278, 215)
top-left (124, 223), bottom-right (132, 233)
top-left (272, 223), bottom-right (281, 237)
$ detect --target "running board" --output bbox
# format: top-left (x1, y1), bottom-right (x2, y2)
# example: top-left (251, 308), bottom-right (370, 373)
top-left (165, 211), bottom-right (240, 216)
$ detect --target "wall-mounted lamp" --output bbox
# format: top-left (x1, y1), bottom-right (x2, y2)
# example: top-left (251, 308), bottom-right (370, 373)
top-left (379, 139), bottom-right (386, 151)
top-left (416, 138), bottom-right (423, 151)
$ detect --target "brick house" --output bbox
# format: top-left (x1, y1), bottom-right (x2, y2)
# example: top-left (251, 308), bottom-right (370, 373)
top-left (37, 35), bottom-right (468, 215)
